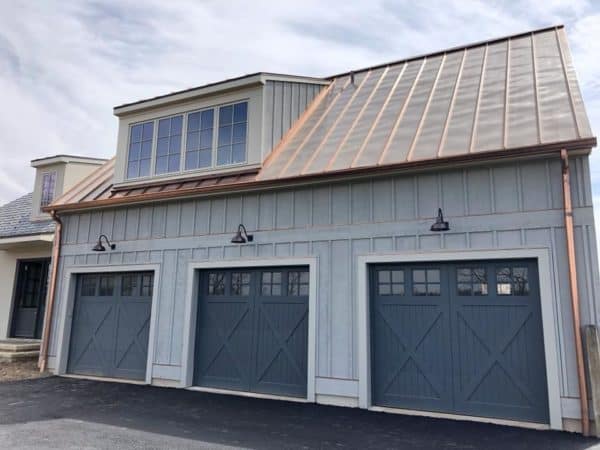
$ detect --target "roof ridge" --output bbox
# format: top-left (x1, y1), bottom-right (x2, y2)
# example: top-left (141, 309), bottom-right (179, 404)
top-left (326, 24), bottom-right (564, 80)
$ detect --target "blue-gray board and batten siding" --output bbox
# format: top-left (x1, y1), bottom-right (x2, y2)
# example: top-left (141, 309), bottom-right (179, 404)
top-left (370, 260), bottom-right (548, 423)
top-left (47, 154), bottom-right (600, 421)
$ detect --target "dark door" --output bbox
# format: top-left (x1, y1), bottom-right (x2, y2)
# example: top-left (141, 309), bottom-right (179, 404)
top-left (11, 258), bottom-right (50, 339)
top-left (67, 272), bottom-right (153, 381)
top-left (370, 260), bottom-right (549, 423)
top-left (194, 267), bottom-right (309, 398)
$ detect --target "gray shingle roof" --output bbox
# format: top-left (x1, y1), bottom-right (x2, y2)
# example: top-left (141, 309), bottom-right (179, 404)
top-left (0, 193), bottom-right (55, 238)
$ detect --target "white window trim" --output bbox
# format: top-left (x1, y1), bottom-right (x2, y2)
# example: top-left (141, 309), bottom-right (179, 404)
top-left (125, 99), bottom-right (250, 181)
top-left (356, 248), bottom-right (562, 431)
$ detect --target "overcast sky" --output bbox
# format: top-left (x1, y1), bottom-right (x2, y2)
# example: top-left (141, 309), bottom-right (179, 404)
top-left (1, 0), bottom-right (599, 215)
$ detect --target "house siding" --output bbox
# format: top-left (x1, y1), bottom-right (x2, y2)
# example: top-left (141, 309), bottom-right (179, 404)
top-left (47, 154), bottom-right (600, 418)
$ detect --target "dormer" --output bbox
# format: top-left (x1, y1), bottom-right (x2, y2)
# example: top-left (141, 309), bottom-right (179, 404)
top-left (30, 155), bottom-right (107, 220)
top-left (111, 73), bottom-right (329, 188)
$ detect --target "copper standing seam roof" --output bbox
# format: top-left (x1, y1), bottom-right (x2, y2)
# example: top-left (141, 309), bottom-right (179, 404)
top-left (48, 25), bottom-right (595, 211)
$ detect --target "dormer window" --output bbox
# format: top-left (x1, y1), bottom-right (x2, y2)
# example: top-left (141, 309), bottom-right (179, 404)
top-left (125, 101), bottom-right (249, 180)
top-left (127, 121), bottom-right (153, 178)
top-left (156, 115), bottom-right (183, 174)
top-left (40, 171), bottom-right (57, 210)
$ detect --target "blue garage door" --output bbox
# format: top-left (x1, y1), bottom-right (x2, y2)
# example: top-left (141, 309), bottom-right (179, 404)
top-left (370, 259), bottom-right (549, 423)
top-left (194, 267), bottom-right (309, 398)
top-left (67, 272), bottom-right (153, 381)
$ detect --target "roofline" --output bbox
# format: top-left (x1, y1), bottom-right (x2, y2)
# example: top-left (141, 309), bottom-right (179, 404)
top-left (31, 155), bottom-right (109, 168)
top-left (113, 72), bottom-right (329, 115)
top-left (326, 24), bottom-right (565, 79)
top-left (45, 137), bottom-right (595, 213)
top-left (0, 233), bottom-right (54, 244)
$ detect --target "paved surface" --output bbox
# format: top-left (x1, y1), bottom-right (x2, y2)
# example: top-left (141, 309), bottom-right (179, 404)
top-left (0, 377), bottom-right (598, 449)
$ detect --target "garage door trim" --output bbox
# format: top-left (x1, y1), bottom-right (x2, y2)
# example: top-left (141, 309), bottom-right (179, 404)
top-left (54, 264), bottom-right (161, 385)
top-left (181, 257), bottom-right (318, 402)
top-left (356, 249), bottom-right (561, 430)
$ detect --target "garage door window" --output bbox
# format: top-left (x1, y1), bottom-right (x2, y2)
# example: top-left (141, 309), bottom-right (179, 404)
top-left (261, 271), bottom-right (282, 295)
top-left (377, 270), bottom-right (405, 295)
top-left (231, 272), bottom-right (251, 296)
top-left (80, 275), bottom-right (97, 296)
top-left (208, 272), bottom-right (226, 295)
top-left (98, 276), bottom-right (114, 296)
top-left (497, 267), bottom-right (529, 295)
top-left (141, 274), bottom-right (153, 296)
top-left (412, 269), bottom-right (440, 296)
top-left (457, 267), bottom-right (488, 296)
top-left (288, 271), bottom-right (309, 296)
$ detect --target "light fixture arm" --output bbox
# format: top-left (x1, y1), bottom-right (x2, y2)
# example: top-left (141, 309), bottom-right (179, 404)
top-left (238, 224), bottom-right (253, 242)
top-left (98, 234), bottom-right (116, 250)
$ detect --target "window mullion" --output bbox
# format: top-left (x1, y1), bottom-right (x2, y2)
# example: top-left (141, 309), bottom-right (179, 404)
top-left (150, 119), bottom-right (158, 176)
top-left (212, 106), bottom-right (220, 169)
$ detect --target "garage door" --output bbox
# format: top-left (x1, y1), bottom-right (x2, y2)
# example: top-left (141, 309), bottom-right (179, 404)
top-left (194, 267), bottom-right (309, 398)
top-left (370, 259), bottom-right (549, 423)
top-left (67, 272), bottom-right (153, 381)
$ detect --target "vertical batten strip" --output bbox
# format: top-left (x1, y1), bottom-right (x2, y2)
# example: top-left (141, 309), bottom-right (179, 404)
top-left (259, 79), bottom-right (337, 177)
top-left (351, 63), bottom-right (407, 168)
top-left (326, 67), bottom-right (390, 170)
top-left (503, 39), bottom-right (511, 149)
top-left (438, 49), bottom-right (468, 158)
top-left (377, 58), bottom-right (427, 165)
top-left (531, 33), bottom-right (543, 144)
top-left (469, 44), bottom-right (488, 153)
top-left (406, 53), bottom-right (447, 162)
top-left (555, 28), bottom-right (582, 140)
top-left (299, 72), bottom-right (372, 175)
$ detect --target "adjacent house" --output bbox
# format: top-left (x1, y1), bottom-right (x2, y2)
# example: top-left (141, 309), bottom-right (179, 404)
top-left (0, 155), bottom-right (106, 342)
top-left (40, 25), bottom-right (599, 434)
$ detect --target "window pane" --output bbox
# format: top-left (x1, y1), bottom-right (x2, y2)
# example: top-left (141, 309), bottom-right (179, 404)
top-left (233, 123), bottom-right (246, 143)
top-left (427, 284), bottom-right (441, 296)
top-left (142, 122), bottom-right (154, 140)
top-left (185, 152), bottom-right (197, 170)
top-left (168, 154), bottom-right (180, 172)
top-left (379, 284), bottom-right (391, 295)
top-left (391, 270), bottom-right (404, 283)
top-left (232, 143), bottom-right (245, 163)
top-left (199, 149), bottom-right (211, 168)
top-left (233, 102), bottom-right (247, 122)
top-left (131, 124), bottom-right (143, 143)
top-left (158, 118), bottom-right (170, 138)
top-left (127, 161), bottom-right (139, 179)
top-left (458, 283), bottom-right (471, 295)
top-left (187, 131), bottom-right (199, 151)
top-left (121, 275), bottom-right (137, 296)
top-left (169, 135), bottom-right (181, 154)
top-left (139, 159), bottom-right (150, 177)
top-left (128, 142), bottom-right (141, 161)
top-left (171, 115), bottom-right (182, 135)
top-left (217, 146), bottom-right (230, 165)
top-left (391, 284), bottom-right (405, 295)
top-left (98, 276), bottom-right (114, 296)
top-left (200, 130), bottom-right (213, 149)
top-left (457, 268), bottom-right (471, 283)
top-left (231, 272), bottom-right (250, 296)
top-left (81, 275), bottom-right (97, 296)
top-left (378, 271), bottom-right (390, 283)
top-left (219, 105), bottom-right (233, 125)
top-left (141, 274), bottom-right (153, 297)
top-left (208, 273), bottom-right (225, 295)
top-left (427, 270), bottom-right (440, 283)
top-left (497, 283), bottom-right (512, 295)
top-left (141, 140), bottom-right (152, 159)
top-left (413, 270), bottom-right (425, 283)
top-left (157, 137), bottom-right (169, 156)
top-left (413, 284), bottom-right (426, 296)
top-left (218, 126), bottom-right (232, 146)
top-left (188, 112), bottom-right (201, 132)
top-left (155, 156), bottom-right (168, 174)
top-left (201, 110), bottom-right (214, 129)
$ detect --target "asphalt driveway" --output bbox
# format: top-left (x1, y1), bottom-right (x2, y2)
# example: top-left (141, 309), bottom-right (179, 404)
top-left (0, 377), bottom-right (598, 449)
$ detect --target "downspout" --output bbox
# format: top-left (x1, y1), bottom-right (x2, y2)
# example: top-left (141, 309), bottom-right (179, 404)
top-left (38, 210), bottom-right (62, 373)
top-left (561, 149), bottom-right (590, 436)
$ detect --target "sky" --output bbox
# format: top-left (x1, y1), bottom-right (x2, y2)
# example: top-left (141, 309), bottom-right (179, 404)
top-left (1, 0), bottom-right (600, 221)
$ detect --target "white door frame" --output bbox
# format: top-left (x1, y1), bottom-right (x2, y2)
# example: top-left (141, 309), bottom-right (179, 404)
top-left (54, 264), bottom-right (162, 385)
top-left (356, 248), bottom-right (562, 430)
top-left (180, 257), bottom-right (318, 402)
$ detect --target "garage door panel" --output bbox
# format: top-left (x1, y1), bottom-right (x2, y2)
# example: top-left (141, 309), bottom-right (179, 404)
top-left (195, 298), bottom-right (253, 391)
top-left (194, 267), bottom-right (309, 398)
top-left (371, 260), bottom-right (549, 423)
top-left (68, 272), bottom-right (153, 381)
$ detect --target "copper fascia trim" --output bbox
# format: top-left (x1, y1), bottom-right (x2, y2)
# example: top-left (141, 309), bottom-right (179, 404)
top-left (38, 210), bottom-right (62, 372)
top-left (45, 137), bottom-right (595, 213)
top-left (561, 149), bottom-right (590, 436)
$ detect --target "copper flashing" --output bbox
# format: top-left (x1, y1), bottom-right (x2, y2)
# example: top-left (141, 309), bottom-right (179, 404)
top-left (561, 149), bottom-right (590, 436)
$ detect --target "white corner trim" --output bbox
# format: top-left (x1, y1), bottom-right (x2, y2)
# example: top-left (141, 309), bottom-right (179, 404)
top-left (54, 263), bottom-right (161, 385)
top-left (180, 257), bottom-right (318, 403)
top-left (356, 247), bottom-right (562, 431)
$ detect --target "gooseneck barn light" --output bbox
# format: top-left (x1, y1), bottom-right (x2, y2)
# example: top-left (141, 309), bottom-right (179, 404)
top-left (92, 234), bottom-right (116, 252)
top-left (430, 208), bottom-right (450, 232)
top-left (231, 224), bottom-right (254, 244)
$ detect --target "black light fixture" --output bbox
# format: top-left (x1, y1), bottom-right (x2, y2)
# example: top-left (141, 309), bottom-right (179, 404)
top-left (92, 234), bottom-right (116, 252)
top-left (430, 208), bottom-right (450, 232)
top-left (231, 224), bottom-right (254, 244)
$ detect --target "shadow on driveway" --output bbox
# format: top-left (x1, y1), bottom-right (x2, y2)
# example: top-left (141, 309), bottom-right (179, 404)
top-left (0, 377), bottom-right (597, 449)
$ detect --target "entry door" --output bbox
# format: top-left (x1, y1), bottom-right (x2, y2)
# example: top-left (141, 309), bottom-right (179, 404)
top-left (11, 258), bottom-right (50, 339)
top-left (370, 260), bottom-right (549, 423)
top-left (67, 272), bottom-right (153, 381)
top-left (194, 267), bottom-right (309, 398)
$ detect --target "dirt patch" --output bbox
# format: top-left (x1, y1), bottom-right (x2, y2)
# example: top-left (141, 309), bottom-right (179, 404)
top-left (0, 359), bottom-right (50, 382)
